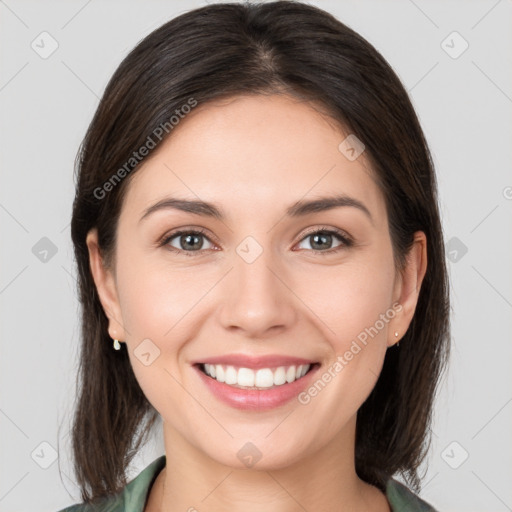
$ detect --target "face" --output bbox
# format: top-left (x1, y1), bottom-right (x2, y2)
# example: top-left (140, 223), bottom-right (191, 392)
top-left (87, 94), bottom-right (425, 471)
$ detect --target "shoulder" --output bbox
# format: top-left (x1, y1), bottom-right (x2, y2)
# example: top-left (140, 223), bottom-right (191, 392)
top-left (386, 478), bottom-right (439, 512)
top-left (55, 500), bottom-right (120, 512)
top-left (56, 455), bottom-right (167, 512)
top-left (55, 495), bottom-right (122, 512)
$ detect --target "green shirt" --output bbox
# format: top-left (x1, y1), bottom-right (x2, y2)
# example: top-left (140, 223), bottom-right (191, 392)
top-left (57, 455), bottom-right (438, 511)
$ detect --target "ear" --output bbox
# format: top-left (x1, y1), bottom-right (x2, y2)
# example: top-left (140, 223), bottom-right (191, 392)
top-left (86, 228), bottom-right (127, 341)
top-left (388, 231), bottom-right (428, 347)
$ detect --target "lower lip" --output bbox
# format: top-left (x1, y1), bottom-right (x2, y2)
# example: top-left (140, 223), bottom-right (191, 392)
top-left (194, 364), bottom-right (320, 411)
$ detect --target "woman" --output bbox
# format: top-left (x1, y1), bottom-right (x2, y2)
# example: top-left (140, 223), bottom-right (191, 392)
top-left (58, 1), bottom-right (450, 511)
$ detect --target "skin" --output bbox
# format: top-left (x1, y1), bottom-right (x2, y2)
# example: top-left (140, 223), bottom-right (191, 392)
top-left (87, 94), bottom-right (427, 512)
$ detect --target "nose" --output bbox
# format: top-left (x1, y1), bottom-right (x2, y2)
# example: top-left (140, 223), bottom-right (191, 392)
top-left (218, 246), bottom-right (297, 338)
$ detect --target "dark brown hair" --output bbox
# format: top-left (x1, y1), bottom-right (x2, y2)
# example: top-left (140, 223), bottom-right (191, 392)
top-left (66, 0), bottom-right (450, 503)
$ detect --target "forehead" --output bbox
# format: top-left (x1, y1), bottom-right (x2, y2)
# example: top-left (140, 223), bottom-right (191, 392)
top-left (121, 94), bottom-right (387, 224)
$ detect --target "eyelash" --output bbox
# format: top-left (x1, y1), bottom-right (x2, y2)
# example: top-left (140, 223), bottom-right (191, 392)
top-left (158, 226), bottom-right (354, 257)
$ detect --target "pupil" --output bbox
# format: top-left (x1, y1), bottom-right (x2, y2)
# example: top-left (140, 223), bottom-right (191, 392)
top-left (179, 233), bottom-right (333, 251)
top-left (182, 234), bottom-right (202, 250)
top-left (311, 233), bottom-right (331, 250)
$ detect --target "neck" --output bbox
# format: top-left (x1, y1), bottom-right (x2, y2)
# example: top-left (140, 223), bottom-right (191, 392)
top-left (146, 416), bottom-right (390, 512)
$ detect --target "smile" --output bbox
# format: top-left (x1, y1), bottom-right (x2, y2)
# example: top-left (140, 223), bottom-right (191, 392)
top-left (199, 363), bottom-right (314, 390)
top-left (194, 360), bottom-right (321, 411)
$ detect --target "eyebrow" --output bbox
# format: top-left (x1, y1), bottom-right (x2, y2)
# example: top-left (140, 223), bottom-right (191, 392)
top-left (139, 194), bottom-right (373, 224)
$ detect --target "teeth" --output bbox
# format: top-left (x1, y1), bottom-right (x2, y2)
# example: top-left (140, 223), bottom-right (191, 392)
top-left (225, 366), bottom-right (237, 385)
top-left (238, 367), bottom-right (255, 387)
top-left (286, 366), bottom-right (296, 383)
top-left (202, 363), bottom-right (311, 389)
top-left (255, 368), bottom-right (274, 388)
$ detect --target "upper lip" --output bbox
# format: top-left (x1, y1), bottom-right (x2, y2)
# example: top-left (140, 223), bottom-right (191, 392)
top-left (191, 354), bottom-right (317, 370)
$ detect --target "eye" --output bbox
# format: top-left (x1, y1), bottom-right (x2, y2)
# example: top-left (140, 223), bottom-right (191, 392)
top-left (295, 227), bottom-right (352, 253)
top-left (162, 228), bottom-right (216, 255)
top-left (160, 226), bottom-right (353, 256)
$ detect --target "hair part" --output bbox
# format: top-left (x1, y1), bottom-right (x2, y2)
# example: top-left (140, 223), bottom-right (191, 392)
top-left (68, 0), bottom-right (450, 503)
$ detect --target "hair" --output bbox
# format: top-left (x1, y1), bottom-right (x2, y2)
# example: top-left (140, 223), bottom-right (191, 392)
top-left (67, 0), bottom-right (450, 503)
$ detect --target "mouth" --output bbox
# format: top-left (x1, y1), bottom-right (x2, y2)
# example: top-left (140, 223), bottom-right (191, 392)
top-left (195, 362), bottom-right (320, 390)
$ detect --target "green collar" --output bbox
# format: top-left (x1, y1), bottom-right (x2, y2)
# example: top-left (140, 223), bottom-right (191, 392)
top-left (59, 455), bottom-right (437, 511)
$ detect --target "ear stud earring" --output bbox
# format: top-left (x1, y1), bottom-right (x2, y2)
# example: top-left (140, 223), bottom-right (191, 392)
top-left (394, 331), bottom-right (400, 347)
top-left (113, 339), bottom-right (122, 350)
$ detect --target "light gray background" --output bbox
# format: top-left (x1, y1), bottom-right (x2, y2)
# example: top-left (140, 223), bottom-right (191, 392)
top-left (1, 0), bottom-right (511, 511)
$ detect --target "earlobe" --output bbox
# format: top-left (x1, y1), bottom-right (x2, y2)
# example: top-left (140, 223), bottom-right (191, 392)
top-left (389, 231), bottom-right (427, 347)
top-left (85, 228), bottom-right (126, 341)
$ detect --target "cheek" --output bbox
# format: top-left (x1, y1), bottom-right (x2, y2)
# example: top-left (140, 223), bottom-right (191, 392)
top-left (291, 263), bottom-right (395, 441)
top-left (115, 252), bottom-right (219, 407)
top-left (116, 249), bottom-right (208, 338)
top-left (295, 251), bottom-right (395, 405)
top-left (299, 254), bottom-right (396, 347)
